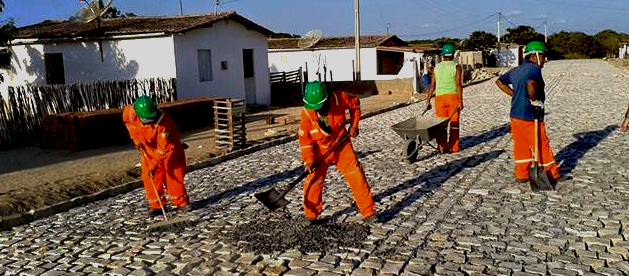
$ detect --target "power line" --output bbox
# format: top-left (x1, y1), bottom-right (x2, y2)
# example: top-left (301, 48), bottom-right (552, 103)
top-left (501, 13), bottom-right (519, 27)
top-left (399, 13), bottom-right (498, 38)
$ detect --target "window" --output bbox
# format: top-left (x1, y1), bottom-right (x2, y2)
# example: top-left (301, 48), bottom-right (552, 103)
top-left (197, 49), bottom-right (212, 82)
top-left (0, 49), bottom-right (11, 69)
top-left (377, 50), bottom-right (404, 75)
top-left (44, 53), bottom-right (65, 85)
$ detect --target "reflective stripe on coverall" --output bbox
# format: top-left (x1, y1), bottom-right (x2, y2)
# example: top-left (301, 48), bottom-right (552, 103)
top-left (510, 118), bottom-right (560, 180)
top-left (298, 91), bottom-right (376, 220)
top-left (123, 106), bottom-right (189, 209)
top-left (435, 94), bottom-right (460, 153)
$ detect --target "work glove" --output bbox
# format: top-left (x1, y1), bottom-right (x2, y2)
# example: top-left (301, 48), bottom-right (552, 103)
top-left (530, 100), bottom-right (544, 118)
top-left (349, 126), bottom-right (360, 138)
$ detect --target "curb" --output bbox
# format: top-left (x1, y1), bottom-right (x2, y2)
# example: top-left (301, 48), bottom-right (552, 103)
top-left (0, 101), bottom-right (412, 230)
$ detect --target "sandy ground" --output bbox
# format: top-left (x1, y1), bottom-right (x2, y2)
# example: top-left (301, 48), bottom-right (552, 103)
top-left (0, 93), bottom-right (412, 217)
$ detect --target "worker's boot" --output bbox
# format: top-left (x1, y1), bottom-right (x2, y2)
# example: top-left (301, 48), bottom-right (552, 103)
top-left (363, 214), bottom-right (379, 225)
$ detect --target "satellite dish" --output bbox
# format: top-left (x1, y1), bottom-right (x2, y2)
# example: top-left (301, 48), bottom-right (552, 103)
top-left (298, 30), bottom-right (322, 49)
top-left (79, 0), bottom-right (113, 23)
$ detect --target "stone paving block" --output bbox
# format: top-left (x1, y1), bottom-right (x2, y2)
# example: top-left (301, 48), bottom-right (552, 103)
top-left (593, 267), bottom-right (623, 276)
top-left (549, 268), bottom-right (578, 276)
top-left (104, 267), bottom-right (132, 276)
top-left (578, 257), bottom-right (605, 271)
top-left (351, 268), bottom-right (375, 276)
top-left (262, 265), bottom-right (288, 276)
top-left (283, 268), bottom-right (317, 276)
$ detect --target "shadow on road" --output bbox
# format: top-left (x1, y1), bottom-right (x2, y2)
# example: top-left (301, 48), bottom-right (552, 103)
top-left (459, 123), bottom-right (510, 151)
top-left (555, 125), bottom-right (618, 175)
top-left (330, 150), bottom-right (504, 223)
top-left (191, 150), bottom-right (381, 210)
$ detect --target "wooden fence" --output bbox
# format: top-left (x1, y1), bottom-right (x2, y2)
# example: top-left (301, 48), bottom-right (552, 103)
top-left (270, 67), bottom-right (303, 106)
top-left (0, 78), bottom-right (176, 150)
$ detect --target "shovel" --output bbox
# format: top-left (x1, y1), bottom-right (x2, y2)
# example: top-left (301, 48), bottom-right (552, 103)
top-left (528, 117), bottom-right (554, 192)
top-left (255, 134), bottom-right (350, 210)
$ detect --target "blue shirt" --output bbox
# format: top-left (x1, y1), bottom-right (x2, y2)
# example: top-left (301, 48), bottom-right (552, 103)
top-left (498, 61), bottom-right (545, 121)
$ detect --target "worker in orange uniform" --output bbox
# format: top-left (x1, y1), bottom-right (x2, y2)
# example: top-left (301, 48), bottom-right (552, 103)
top-left (495, 41), bottom-right (563, 183)
top-left (424, 43), bottom-right (463, 153)
top-left (298, 81), bottom-right (377, 224)
top-left (123, 96), bottom-right (189, 217)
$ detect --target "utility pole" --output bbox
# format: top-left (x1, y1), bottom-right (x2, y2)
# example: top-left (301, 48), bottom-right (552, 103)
top-left (544, 20), bottom-right (548, 43)
top-left (214, 0), bottom-right (219, 14)
top-left (179, 0), bottom-right (184, 15)
top-left (354, 0), bottom-right (361, 82)
top-left (497, 12), bottom-right (501, 44)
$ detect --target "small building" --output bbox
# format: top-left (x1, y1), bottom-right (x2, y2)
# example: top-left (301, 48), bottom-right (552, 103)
top-left (268, 35), bottom-right (440, 95)
top-left (1, 11), bottom-right (273, 105)
top-left (458, 51), bottom-right (483, 68)
top-left (619, 42), bottom-right (628, 59)
top-left (490, 43), bottom-right (523, 67)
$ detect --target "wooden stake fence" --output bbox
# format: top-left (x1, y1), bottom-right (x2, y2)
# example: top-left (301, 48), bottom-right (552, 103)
top-left (0, 78), bottom-right (176, 150)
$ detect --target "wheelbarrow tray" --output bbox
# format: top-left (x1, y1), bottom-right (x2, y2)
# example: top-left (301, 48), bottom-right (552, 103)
top-left (391, 116), bottom-right (450, 141)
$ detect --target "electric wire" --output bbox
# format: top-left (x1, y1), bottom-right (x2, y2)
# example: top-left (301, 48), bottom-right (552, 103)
top-left (399, 13), bottom-right (498, 38)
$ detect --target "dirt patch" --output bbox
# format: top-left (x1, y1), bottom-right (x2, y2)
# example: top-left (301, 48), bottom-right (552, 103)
top-left (229, 213), bottom-right (370, 254)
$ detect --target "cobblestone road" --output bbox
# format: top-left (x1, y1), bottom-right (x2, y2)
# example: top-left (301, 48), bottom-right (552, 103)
top-left (2, 60), bottom-right (629, 275)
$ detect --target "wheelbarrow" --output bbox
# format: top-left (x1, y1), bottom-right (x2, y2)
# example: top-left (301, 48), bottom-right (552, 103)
top-left (391, 116), bottom-right (450, 163)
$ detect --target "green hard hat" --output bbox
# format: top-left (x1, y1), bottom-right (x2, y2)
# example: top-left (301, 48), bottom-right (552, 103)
top-left (442, 44), bottom-right (456, 56)
top-left (133, 95), bottom-right (157, 120)
top-left (524, 41), bottom-right (547, 55)
top-left (303, 81), bottom-right (328, 110)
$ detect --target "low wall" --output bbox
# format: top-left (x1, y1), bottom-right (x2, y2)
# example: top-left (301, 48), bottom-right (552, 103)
top-left (330, 78), bottom-right (415, 96)
top-left (41, 97), bottom-right (221, 151)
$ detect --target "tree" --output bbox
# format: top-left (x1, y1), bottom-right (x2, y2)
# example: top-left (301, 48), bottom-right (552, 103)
top-left (501, 25), bottom-right (544, 45)
top-left (69, 1), bottom-right (136, 21)
top-left (102, 6), bottom-right (137, 19)
top-left (270, 32), bottom-right (300, 38)
top-left (547, 31), bottom-right (604, 59)
top-left (593, 29), bottom-right (629, 57)
top-left (461, 31), bottom-right (497, 52)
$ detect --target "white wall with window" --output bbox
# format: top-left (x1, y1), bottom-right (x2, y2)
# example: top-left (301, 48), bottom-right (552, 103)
top-left (174, 20), bottom-right (270, 105)
top-left (0, 36), bottom-right (177, 98)
top-left (268, 48), bottom-right (422, 82)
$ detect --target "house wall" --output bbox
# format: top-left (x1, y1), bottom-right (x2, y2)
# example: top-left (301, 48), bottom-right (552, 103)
top-left (620, 44), bottom-right (628, 59)
top-left (0, 36), bottom-right (177, 98)
top-left (268, 48), bottom-right (422, 82)
top-left (491, 47), bottom-right (522, 67)
top-left (173, 20), bottom-right (270, 105)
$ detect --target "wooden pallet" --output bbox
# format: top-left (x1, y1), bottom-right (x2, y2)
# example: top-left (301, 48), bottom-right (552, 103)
top-left (214, 98), bottom-right (246, 151)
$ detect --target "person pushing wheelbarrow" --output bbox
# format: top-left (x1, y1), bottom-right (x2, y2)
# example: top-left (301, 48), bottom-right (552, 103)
top-left (298, 81), bottom-right (377, 224)
top-left (495, 41), bottom-right (566, 188)
top-left (423, 43), bottom-right (463, 154)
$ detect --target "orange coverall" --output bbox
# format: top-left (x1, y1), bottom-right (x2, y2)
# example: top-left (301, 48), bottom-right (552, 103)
top-left (435, 94), bottom-right (460, 153)
top-left (123, 106), bottom-right (189, 210)
top-left (298, 90), bottom-right (376, 220)
top-left (510, 118), bottom-right (560, 180)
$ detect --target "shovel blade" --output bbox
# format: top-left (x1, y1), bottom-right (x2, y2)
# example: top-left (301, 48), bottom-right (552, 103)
top-left (529, 163), bottom-right (554, 192)
top-left (255, 188), bottom-right (290, 211)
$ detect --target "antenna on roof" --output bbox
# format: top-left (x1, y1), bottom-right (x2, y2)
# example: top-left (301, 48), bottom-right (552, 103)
top-left (297, 30), bottom-right (322, 49)
top-left (75, 0), bottom-right (114, 62)
top-left (78, 0), bottom-right (113, 23)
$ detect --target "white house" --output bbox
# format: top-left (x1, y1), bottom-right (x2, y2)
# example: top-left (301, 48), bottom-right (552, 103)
top-left (268, 35), bottom-right (439, 84)
top-left (1, 11), bottom-right (273, 105)
top-left (620, 42), bottom-right (628, 59)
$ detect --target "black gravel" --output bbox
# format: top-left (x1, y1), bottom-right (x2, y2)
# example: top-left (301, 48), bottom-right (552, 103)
top-left (229, 213), bottom-right (371, 254)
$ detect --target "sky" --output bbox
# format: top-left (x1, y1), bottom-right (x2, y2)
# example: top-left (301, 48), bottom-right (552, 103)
top-left (2, 0), bottom-right (629, 40)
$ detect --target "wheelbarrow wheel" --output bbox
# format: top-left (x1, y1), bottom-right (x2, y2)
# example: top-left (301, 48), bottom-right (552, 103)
top-left (402, 139), bottom-right (421, 164)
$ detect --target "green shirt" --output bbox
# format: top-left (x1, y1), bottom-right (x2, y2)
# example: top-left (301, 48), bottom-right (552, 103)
top-left (435, 61), bottom-right (457, 96)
